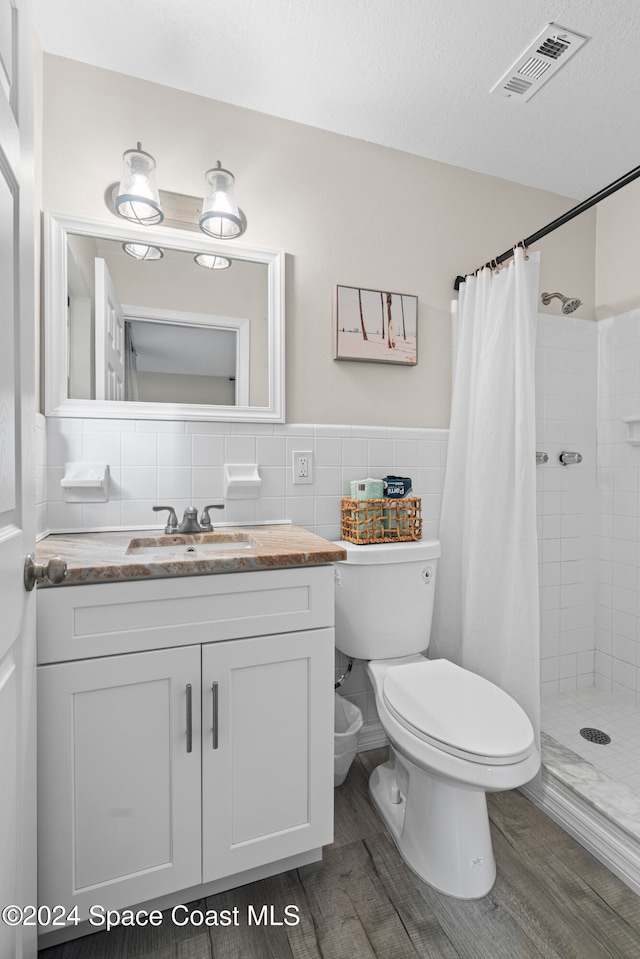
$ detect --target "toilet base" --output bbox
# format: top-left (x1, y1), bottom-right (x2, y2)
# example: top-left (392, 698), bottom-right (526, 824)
top-left (369, 751), bottom-right (496, 899)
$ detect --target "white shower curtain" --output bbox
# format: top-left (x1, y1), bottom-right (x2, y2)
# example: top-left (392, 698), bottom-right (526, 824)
top-left (431, 248), bottom-right (540, 736)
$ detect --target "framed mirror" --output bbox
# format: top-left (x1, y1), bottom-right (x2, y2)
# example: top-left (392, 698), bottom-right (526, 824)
top-left (44, 212), bottom-right (285, 421)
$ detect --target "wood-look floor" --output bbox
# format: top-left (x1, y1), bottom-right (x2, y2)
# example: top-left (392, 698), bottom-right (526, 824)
top-left (40, 747), bottom-right (640, 959)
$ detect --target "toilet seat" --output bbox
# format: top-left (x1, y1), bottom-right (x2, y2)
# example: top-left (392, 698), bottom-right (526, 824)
top-left (382, 659), bottom-right (535, 766)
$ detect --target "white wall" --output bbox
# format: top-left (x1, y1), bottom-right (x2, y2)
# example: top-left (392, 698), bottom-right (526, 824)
top-left (41, 54), bottom-right (597, 429)
top-left (595, 178), bottom-right (640, 320)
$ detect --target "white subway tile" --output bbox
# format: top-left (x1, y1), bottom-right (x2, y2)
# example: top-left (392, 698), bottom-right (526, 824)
top-left (369, 439), bottom-right (394, 468)
top-left (314, 436), bottom-right (342, 466)
top-left (192, 467), bottom-right (224, 500)
top-left (192, 434), bottom-right (225, 467)
top-left (157, 467), bottom-right (191, 500)
top-left (342, 438), bottom-right (368, 468)
top-left (225, 434), bottom-right (257, 463)
top-left (123, 432), bottom-right (157, 467)
top-left (158, 433), bottom-right (192, 467)
top-left (136, 421), bottom-right (185, 433)
top-left (121, 467), bottom-right (158, 501)
top-left (258, 466), bottom-right (286, 498)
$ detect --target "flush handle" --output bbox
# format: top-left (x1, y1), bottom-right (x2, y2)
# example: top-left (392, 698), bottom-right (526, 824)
top-left (24, 554), bottom-right (67, 592)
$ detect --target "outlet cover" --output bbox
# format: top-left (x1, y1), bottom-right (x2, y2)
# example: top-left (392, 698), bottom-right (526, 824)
top-left (292, 450), bottom-right (313, 484)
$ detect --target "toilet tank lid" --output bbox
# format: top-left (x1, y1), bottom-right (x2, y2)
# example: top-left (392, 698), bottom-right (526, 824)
top-left (332, 539), bottom-right (441, 564)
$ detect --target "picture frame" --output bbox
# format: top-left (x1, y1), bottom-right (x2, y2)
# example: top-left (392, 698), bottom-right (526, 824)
top-left (333, 284), bottom-right (418, 365)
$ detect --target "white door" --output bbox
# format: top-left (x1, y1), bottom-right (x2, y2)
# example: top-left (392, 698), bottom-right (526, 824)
top-left (95, 257), bottom-right (125, 400)
top-left (202, 630), bottom-right (334, 882)
top-left (0, 2), bottom-right (36, 958)
top-left (38, 646), bottom-right (203, 920)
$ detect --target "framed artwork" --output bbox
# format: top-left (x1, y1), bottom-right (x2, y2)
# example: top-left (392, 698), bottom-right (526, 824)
top-left (333, 284), bottom-right (418, 365)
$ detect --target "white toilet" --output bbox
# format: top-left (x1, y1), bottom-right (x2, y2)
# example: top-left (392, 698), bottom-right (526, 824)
top-left (333, 538), bottom-right (540, 899)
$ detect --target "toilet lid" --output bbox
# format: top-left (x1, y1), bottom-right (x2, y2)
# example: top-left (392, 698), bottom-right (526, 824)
top-left (382, 659), bottom-right (535, 765)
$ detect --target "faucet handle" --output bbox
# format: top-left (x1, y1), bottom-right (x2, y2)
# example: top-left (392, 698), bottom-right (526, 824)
top-left (153, 505), bottom-right (179, 533)
top-left (200, 503), bottom-right (224, 531)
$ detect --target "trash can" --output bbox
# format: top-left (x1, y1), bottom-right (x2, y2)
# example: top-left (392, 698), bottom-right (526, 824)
top-left (334, 693), bottom-right (363, 786)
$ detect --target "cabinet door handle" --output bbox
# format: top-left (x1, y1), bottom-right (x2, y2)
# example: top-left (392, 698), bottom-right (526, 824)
top-left (186, 683), bottom-right (193, 754)
top-left (212, 682), bottom-right (219, 750)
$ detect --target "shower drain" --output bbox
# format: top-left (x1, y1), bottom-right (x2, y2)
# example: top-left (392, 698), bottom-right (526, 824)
top-left (579, 727), bottom-right (611, 745)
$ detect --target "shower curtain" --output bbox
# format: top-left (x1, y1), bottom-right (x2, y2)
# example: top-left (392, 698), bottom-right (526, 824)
top-left (431, 248), bottom-right (541, 737)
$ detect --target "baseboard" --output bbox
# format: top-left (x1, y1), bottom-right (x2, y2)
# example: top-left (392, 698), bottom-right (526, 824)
top-left (521, 771), bottom-right (640, 896)
top-left (357, 719), bottom-right (387, 752)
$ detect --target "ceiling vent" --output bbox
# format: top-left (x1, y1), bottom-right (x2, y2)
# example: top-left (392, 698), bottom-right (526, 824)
top-left (491, 22), bottom-right (588, 102)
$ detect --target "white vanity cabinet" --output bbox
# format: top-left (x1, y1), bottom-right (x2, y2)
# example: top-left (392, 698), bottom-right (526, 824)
top-left (38, 645), bottom-right (203, 912)
top-left (37, 566), bottom-right (335, 923)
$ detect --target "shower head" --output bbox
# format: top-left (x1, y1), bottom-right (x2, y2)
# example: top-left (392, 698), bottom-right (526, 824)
top-left (541, 291), bottom-right (582, 315)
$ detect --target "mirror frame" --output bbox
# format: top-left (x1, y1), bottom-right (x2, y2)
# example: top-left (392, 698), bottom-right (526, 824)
top-left (44, 212), bottom-right (285, 422)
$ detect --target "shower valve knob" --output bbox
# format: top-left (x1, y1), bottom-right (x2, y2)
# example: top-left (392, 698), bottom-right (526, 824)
top-left (559, 451), bottom-right (582, 466)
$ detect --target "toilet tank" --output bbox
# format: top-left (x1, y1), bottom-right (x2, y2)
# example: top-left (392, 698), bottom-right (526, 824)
top-left (333, 539), bottom-right (441, 660)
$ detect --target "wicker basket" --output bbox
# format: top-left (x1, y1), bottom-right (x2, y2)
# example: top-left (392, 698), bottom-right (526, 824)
top-left (340, 496), bottom-right (422, 545)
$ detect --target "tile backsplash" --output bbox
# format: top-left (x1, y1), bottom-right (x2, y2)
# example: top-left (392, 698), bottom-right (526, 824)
top-left (37, 418), bottom-right (448, 738)
top-left (40, 419), bottom-right (448, 544)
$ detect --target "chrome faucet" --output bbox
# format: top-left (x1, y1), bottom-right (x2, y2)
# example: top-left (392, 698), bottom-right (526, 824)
top-left (199, 504), bottom-right (225, 531)
top-left (177, 507), bottom-right (203, 534)
top-left (153, 504), bottom-right (224, 534)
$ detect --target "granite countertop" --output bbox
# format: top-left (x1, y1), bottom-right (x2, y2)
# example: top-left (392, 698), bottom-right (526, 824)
top-left (35, 525), bottom-right (347, 586)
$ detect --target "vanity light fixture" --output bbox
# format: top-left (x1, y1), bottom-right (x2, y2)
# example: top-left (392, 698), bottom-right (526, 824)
top-left (123, 242), bottom-right (164, 261)
top-left (199, 161), bottom-right (246, 240)
top-left (194, 253), bottom-right (231, 270)
top-left (108, 149), bottom-right (247, 237)
top-left (114, 143), bottom-right (164, 226)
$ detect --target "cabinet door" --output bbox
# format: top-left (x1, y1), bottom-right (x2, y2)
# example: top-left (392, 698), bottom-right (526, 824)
top-left (38, 645), bottom-right (202, 918)
top-left (202, 629), bottom-right (334, 882)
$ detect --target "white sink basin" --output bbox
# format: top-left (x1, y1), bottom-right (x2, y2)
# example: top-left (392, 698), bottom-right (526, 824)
top-left (126, 533), bottom-right (257, 559)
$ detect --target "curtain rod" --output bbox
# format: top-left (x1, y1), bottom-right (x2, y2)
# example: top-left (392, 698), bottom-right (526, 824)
top-left (453, 161), bottom-right (640, 291)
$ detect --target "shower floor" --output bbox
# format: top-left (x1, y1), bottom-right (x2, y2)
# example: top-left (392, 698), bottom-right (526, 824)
top-left (537, 687), bottom-right (640, 863)
top-left (542, 687), bottom-right (640, 791)
top-left (522, 687), bottom-right (640, 893)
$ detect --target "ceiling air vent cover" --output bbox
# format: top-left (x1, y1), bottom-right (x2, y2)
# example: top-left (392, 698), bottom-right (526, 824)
top-left (491, 22), bottom-right (588, 102)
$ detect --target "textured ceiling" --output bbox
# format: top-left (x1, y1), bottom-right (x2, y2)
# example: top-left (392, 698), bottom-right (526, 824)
top-left (32, 0), bottom-right (640, 199)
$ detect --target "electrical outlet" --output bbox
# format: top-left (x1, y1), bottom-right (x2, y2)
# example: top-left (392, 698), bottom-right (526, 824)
top-left (292, 450), bottom-right (313, 485)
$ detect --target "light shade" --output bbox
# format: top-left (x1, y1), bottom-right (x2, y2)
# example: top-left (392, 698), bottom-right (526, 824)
top-left (199, 161), bottom-right (245, 239)
top-left (194, 253), bottom-right (231, 270)
top-left (123, 242), bottom-right (164, 261)
top-left (115, 143), bottom-right (164, 226)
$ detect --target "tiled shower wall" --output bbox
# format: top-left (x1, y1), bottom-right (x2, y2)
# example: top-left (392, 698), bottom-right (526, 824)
top-left (535, 308), bottom-right (640, 706)
top-left (596, 309), bottom-right (640, 702)
top-left (535, 315), bottom-right (598, 698)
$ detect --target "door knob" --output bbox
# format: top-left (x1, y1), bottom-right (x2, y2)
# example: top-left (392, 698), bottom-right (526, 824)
top-left (24, 554), bottom-right (67, 591)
